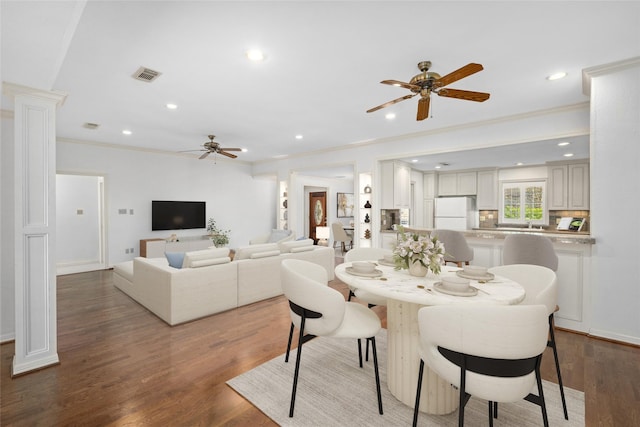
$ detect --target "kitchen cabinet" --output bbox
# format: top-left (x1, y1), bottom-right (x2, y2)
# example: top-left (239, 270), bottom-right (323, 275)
top-left (423, 172), bottom-right (437, 199)
top-left (437, 171), bottom-right (477, 196)
top-left (548, 162), bottom-right (589, 210)
top-left (381, 161), bottom-right (411, 208)
top-left (476, 169), bottom-right (499, 210)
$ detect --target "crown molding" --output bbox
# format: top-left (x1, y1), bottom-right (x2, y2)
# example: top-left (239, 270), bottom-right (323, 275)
top-left (582, 56), bottom-right (640, 96)
top-left (2, 82), bottom-right (68, 105)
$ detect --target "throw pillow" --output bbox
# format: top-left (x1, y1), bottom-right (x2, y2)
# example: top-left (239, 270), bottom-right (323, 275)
top-left (279, 238), bottom-right (314, 253)
top-left (189, 257), bottom-right (231, 268)
top-left (165, 252), bottom-right (185, 269)
top-left (234, 243), bottom-right (279, 260)
top-left (182, 247), bottom-right (230, 268)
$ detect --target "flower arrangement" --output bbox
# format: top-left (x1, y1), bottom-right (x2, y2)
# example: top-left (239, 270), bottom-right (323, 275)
top-left (393, 227), bottom-right (445, 276)
top-left (207, 218), bottom-right (230, 247)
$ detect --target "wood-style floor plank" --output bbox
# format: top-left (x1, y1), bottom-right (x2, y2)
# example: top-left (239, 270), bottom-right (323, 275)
top-left (2, 261), bottom-right (639, 426)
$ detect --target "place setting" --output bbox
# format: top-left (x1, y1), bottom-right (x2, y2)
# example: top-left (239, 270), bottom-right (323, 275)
top-left (346, 261), bottom-right (384, 278)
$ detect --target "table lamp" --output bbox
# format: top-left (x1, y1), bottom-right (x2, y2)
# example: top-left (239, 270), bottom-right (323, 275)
top-left (315, 226), bottom-right (330, 246)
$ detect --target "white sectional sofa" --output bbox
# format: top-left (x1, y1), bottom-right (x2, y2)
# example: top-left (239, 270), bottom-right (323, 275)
top-left (113, 240), bottom-right (334, 326)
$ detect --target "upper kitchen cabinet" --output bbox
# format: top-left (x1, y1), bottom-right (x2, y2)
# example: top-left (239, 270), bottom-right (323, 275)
top-left (476, 169), bottom-right (499, 210)
top-left (437, 171), bottom-right (477, 196)
top-left (381, 161), bottom-right (411, 208)
top-left (548, 162), bottom-right (590, 210)
top-left (423, 172), bottom-right (436, 199)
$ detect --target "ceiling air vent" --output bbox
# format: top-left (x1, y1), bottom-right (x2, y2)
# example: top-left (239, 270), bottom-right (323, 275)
top-left (132, 66), bottom-right (162, 82)
top-left (83, 122), bottom-right (100, 130)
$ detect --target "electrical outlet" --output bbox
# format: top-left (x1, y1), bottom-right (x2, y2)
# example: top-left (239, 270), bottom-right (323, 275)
top-left (129, 209), bottom-right (134, 215)
top-left (125, 248), bottom-right (130, 254)
top-left (130, 248), bottom-right (134, 254)
top-left (118, 209), bottom-right (127, 215)
top-left (77, 209), bottom-right (84, 215)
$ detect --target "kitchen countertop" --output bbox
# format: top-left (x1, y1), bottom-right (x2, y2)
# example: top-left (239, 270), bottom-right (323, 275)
top-left (388, 226), bottom-right (595, 244)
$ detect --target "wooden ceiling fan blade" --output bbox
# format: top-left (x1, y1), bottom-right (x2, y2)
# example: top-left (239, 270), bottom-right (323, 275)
top-left (437, 88), bottom-right (490, 102)
top-left (220, 147), bottom-right (242, 152)
top-left (381, 79), bottom-right (421, 91)
top-left (417, 96), bottom-right (430, 121)
top-left (434, 63), bottom-right (484, 88)
top-left (218, 150), bottom-right (238, 159)
top-left (199, 152), bottom-right (211, 159)
top-left (367, 93), bottom-right (417, 113)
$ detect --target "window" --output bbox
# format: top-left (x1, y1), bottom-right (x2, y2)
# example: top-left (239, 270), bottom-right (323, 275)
top-left (499, 181), bottom-right (547, 225)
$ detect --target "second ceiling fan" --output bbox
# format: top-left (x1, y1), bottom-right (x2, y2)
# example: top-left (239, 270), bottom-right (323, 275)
top-left (367, 61), bottom-right (490, 121)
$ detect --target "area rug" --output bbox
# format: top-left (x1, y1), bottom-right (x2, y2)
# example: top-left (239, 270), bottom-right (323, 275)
top-left (227, 330), bottom-right (585, 426)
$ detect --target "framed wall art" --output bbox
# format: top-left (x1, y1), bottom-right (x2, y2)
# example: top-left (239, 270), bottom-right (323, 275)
top-left (337, 192), bottom-right (354, 217)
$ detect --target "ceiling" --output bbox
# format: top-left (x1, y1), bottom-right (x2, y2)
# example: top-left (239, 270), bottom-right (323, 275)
top-left (2, 1), bottom-right (638, 173)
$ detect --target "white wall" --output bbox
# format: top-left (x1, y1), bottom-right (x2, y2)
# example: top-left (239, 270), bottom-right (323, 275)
top-left (588, 59), bottom-right (640, 344)
top-left (56, 141), bottom-right (276, 266)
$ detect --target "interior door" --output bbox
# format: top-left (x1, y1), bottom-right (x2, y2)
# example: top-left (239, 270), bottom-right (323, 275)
top-left (309, 191), bottom-right (327, 243)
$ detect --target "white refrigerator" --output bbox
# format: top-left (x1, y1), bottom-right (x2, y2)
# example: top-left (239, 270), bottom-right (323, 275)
top-left (434, 197), bottom-right (478, 230)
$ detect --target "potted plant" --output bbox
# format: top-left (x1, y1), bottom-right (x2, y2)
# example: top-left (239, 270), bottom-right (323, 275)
top-left (207, 218), bottom-right (230, 247)
top-left (393, 226), bottom-right (445, 277)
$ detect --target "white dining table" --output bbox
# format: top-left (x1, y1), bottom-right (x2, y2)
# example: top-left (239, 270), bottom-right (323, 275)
top-left (334, 262), bottom-right (526, 415)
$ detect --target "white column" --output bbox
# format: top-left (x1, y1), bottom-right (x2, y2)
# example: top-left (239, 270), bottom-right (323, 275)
top-left (3, 83), bottom-right (67, 376)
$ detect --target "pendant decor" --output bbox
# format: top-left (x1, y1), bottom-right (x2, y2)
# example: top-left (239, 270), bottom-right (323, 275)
top-left (364, 201), bottom-right (371, 208)
top-left (364, 213), bottom-right (371, 223)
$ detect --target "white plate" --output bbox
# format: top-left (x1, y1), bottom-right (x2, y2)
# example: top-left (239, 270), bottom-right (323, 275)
top-left (433, 282), bottom-right (478, 297)
top-left (377, 259), bottom-right (395, 267)
top-left (346, 267), bottom-right (383, 277)
top-left (456, 271), bottom-right (495, 281)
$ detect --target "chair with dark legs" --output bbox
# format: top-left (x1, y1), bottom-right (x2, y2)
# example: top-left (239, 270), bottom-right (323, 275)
top-left (413, 304), bottom-right (550, 427)
top-left (281, 259), bottom-right (383, 418)
top-left (501, 233), bottom-right (568, 420)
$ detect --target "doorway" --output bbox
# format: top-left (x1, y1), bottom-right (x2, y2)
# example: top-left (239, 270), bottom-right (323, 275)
top-left (309, 191), bottom-right (327, 243)
top-left (56, 173), bottom-right (107, 275)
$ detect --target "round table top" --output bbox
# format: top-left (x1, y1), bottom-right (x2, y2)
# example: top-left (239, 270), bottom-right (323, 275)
top-left (335, 262), bottom-right (525, 306)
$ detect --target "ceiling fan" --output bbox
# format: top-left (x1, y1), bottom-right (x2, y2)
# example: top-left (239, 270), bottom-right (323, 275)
top-left (182, 135), bottom-right (242, 159)
top-left (366, 61), bottom-right (490, 121)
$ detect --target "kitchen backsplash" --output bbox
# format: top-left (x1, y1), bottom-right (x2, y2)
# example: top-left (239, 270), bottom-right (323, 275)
top-left (478, 210), bottom-right (590, 232)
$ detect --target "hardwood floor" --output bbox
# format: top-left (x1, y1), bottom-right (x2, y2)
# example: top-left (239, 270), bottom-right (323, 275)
top-left (2, 262), bottom-right (639, 426)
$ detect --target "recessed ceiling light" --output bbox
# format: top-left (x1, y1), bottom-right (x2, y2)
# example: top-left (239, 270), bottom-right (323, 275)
top-left (385, 113), bottom-right (396, 120)
top-left (295, 134), bottom-right (303, 140)
top-left (411, 159), bottom-right (418, 163)
top-left (547, 72), bottom-right (567, 81)
top-left (564, 153), bottom-right (574, 157)
top-left (241, 148), bottom-right (248, 152)
top-left (516, 162), bottom-right (524, 166)
top-left (557, 141), bottom-right (570, 146)
top-left (166, 103), bottom-right (177, 110)
top-left (122, 130), bottom-right (132, 135)
top-left (435, 165), bottom-right (442, 169)
top-left (246, 49), bottom-right (265, 62)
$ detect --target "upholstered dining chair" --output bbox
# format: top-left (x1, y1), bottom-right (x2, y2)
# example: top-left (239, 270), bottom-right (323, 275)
top-left (280, 259), bottom-right (383, 418)
top-left (413, 304), bottom-right (550, 427)
top-left (502, 233), bottom-right (559, 271)
top-left (432, 229), bottom-right (474, 267)
top-left (331, 222), bottom-right (353, 254)
top-left (501, 233), bottom-right (566, 419)
top-left (489, 263), bottom-right (568, 420)
top-left (344, 247), bottom-right (392, 307)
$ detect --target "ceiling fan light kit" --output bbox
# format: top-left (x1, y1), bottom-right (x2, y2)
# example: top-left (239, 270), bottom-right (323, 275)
top-left (180, 135), bottom-right (243, 162)
top-left (367, 60), bottom-right (490, 121)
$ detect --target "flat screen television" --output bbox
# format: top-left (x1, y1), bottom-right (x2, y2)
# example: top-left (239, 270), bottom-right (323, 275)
top-left (152, 200), bottom-right (206, 231)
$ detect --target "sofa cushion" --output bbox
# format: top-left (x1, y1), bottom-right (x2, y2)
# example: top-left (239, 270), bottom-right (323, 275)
top-left (190, 256), bottom-right (232, 268)
top-left (279, 238), bottom-right (314, 253)
top-left (267, 229), bottom-right (292, 243)
top-left (182, 248), bottom-right (230, 268)
top-left (234, 243), bottom-right (280, 260)
top-left (165, 252), bottom-right (185, 269)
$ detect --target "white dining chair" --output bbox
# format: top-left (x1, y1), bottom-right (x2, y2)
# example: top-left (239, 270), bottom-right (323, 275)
top-left (489, 263), bottom-right (568, 420)
top-left (413, 304), bottom-right (550, 427)
top-left (432, 229), bottom-right (474, 267)
top-left (281, 259), bottom-right (383, 417)
top-left (331, 222), bottom-right (353, 254)
top-left (344, 247), bottom-right (391, 307)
